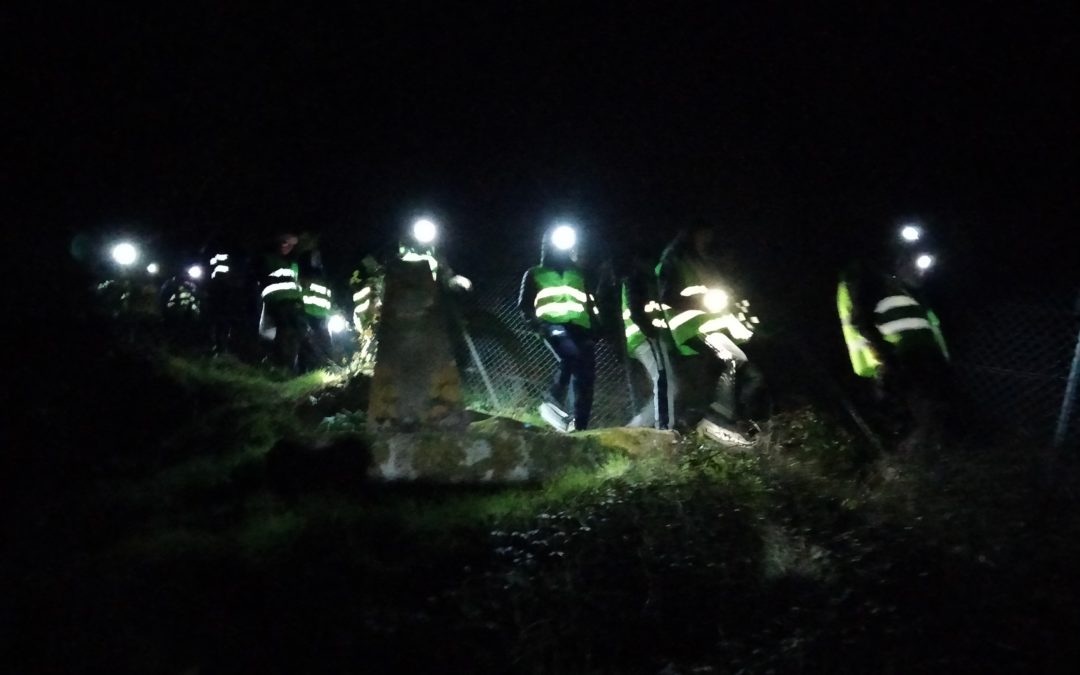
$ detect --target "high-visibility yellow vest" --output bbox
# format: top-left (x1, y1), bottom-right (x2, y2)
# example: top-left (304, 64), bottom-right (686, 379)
top-left (302, 280), bottom-right (332, 318)
top-left (657, 259), bottom-right (757, 356)
top-left (621, 283), bottom-right (669, 354)
top-left (531, 266), bottom-right (592, 330)
top-left (262, 257), bottom-right (301, 303)
top-left (837, 280), bottom-right (949, 378)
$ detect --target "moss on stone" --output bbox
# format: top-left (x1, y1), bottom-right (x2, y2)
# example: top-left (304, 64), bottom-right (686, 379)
top-left (369, 418), bottom-right (681, 482)
top-left (576, 427), bottom-right (680, 458)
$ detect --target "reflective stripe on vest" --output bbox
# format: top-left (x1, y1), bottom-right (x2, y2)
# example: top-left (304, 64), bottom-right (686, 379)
top-left (666, 300), bottom-right (755, 355)
top-left (837, 281), bottom-right (882, 377)
top-left (303, 281), bottom-right (332, 317)
top-left (210, 253), bottom-right (230, 279)
top-left (874, 294), bottom-right (933, 345)
top-left (262, 281), bottom-right (300, 299)
top-left (263, 264), bottom-right (301, 302)
top-left (352, 283), bottom-right (378, 326)
top-left (531, 267), bottom-right (591, 329)
top-left (621, 285), bottom-right (669, 354)
top-left (659, 257), bottom-right (756, 356)
top-left (401, 250), bottom-right (438, 280)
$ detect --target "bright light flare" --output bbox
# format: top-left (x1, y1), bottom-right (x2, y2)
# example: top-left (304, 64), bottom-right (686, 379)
top-left (187, 265), bottom-right (204, 279)
top-left (551, 224), bottom-right (577, 251)
top-left (412, 218), bottom-right (437, 244)
top-left (146, 262), bottom-right (160, 275)
top-left (111, 242), bottom-right (138, 266)
top-left (900, 225), bottom-right (922, 242)
top-left (703, 288), bottom-right (729, 313)
top-left (328, 314), bottom-right (349, 334)
top-left (915, 254), bottom-right (935, 271)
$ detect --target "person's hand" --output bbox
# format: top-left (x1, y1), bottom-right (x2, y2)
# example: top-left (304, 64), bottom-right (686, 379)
top-left (449, 274), bottom-right (472, 291)
top-left (872, 347), bottom-right (898, 379)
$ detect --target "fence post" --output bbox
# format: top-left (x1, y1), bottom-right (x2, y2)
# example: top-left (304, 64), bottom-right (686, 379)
top-left (1052, 291), bottom-right (1080, 449)
top-left (457, 310), bottom-right (502, 411)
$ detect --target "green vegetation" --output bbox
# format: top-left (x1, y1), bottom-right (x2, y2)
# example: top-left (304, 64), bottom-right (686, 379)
top-left (8, 346), bottom-right (1080, 674)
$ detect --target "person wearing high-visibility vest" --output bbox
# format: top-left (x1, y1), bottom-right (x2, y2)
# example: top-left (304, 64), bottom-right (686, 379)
top-left (259, 233), bottom-right (305, 372)
top-left (398, 217), bottom-right (473, 290)
top-left (202, 237), bottom-right (246, 356)
top-left (347, 260), bottom-right (382, 371)
top-left (838, 222), bottom-right (950, 452)
top-left (621, 253), bottom-right (676, 429)
top-left (518, 224), bottom-right (599, 432)
top-left (657, 223), bottom-right (765, 439)
top-left (349, 256), bottom-right (382, 330)
top-left (159, 268), bottom-right (203, 350)
top-left (298, 243), bottom-right (334, 372)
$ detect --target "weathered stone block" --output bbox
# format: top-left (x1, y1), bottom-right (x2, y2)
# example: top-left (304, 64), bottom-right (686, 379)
top-left (369, 417), bottom-right (680, 482)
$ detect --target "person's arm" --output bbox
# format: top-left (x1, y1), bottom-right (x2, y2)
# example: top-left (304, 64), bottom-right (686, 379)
top-left (626, 274), bottom-right (657, 338)
top-left (658, 252), bottom-right (697, 314)
top-left (518, 268), bottom-right (540, 329)
top-left (656, 254), bottom-right (676, 308)
top-left (581, 265), bottom-right (604, 335)
top-left (848, 267), bottom-right (894, 364)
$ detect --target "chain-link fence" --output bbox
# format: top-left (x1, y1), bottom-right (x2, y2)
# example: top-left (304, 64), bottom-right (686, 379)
top-left (950, 292), bottom-right (1080, 447)
top-left (457, 273), bottom-right (636, 428)
top-left (456, 273), bottom-right (1080, 446)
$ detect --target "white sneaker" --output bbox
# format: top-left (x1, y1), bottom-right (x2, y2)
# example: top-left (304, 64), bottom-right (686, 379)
top-left (539, 402), bottom-right (571, 433)
top-left (696, 418), bottom-right (753, 447)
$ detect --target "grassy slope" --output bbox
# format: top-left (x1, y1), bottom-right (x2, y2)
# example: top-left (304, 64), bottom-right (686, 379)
top-left (8, 351), bottom-right (1080, 674)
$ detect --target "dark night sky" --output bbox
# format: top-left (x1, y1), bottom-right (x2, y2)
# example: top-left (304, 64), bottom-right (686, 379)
top-left (9, 2), bottom-right (1079, 290)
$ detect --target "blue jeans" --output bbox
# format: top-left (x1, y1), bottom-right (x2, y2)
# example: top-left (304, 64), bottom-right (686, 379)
top-left (542, 323), bottom-right (595, 430)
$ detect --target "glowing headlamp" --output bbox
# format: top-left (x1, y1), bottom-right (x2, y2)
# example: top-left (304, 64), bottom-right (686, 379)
top-left (551, 224), bottom-right (577, 251)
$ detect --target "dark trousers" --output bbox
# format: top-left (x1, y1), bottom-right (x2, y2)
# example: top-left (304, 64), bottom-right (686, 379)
top-left (543, 324), bottom-right (595, 430)
top-left (673, 353), bottom-right (726, 427)
top-left (205, 286), bottom-right (238, 355)
top-left (732, 360), bottom-right (768, 421)
top-left (629, 337), bottom-right (676, 429)
top-left (266, 300), bottom-right (304, 373)
top-left (880, 351), bottom-right (950, 453)
top-left (673, 343), bottom-right (768, 428)
top-left (299, 314), bottom-right (333, 372)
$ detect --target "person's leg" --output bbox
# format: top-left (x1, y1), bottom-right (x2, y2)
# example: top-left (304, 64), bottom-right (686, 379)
top-left (299, 315), bottom-right (331, 372)
top-left (297, 316), bottom-right (315, 372)
top-left (671, 354), bottom-right (710, 428)
top-left (311, 316), bottom-right (332, 365)
top-left (544, 328), bottom-right (578, 410)
top-left (269, 303), bottom-right (288, 368)
top-left (273, 303), bottom-right (302, 373)
top-left (699, 332), bottom-right (748, 423)
top-left (734, 360), bottom-right (768, 422)
top-left (900, 356), bottom-right (948, 455)
top-left (657, 337), bottom-right (677, 430)
top-left (629, 341), bottom-right (660, 428)
top-left (571, 333), bottom-right (595, 429)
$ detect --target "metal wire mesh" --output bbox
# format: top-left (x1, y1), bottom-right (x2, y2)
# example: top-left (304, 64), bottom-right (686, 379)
top-left (457, 274), bottom-right (635, 428)
top-left (457, 273), bottom-right (1080, 445)
top-left (950, 294), bottom-right (1080, 445)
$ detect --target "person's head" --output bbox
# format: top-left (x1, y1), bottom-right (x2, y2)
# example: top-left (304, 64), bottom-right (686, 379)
top-left (297, 231), bottom-right (320, 252)
top-left (543, 223), bottom-right (580, 266)
top-left (360, 255), bottom-right (381, 275)
top-left (277, 233), bottom-right (298, 256)
top-left (687, 220), bottom-right (715, 256)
